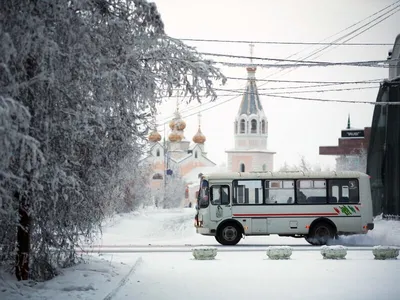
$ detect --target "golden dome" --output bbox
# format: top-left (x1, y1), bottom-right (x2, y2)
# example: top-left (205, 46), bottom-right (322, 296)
top-left (169, 119), bottom-right (176, 130)
top-left (169, 130), bottom-right (183, 142)
top-left (169, 118), bottom-right (186, 131)
top-left (175, 119), bottom-right (186, 130)
top-left (169, 109), bottom-right (186, 130)
top-left (148, 130), bottom-right (161, 142)
top-left (192, 126), bottom-right (206, 144)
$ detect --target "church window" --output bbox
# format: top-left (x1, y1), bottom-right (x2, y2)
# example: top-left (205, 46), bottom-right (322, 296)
top-left (195, 151), bottom-right (198, 158)
top-left (261, 120), bottom-right (266, 133)
top-left (152, 173), bottom-right (163, 180)
top-left (235, 121), bottom-right (238, 134)
top-left (156, 149), bottom-right (160, 157)
top-left (240, 119), bottom-right (245, 133)
top-left (251, 119), bottom-right (257, 133)
top-left (240, 163), bottom-right (245, 172)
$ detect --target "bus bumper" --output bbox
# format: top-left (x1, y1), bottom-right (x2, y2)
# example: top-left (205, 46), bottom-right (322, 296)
top-left (196, 227), bottom-right (213, 235)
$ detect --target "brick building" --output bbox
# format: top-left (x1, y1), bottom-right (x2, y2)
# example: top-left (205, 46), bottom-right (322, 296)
top-left (319, 116), bottom-right (371, 171)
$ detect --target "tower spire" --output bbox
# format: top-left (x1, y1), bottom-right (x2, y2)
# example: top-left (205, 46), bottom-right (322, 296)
top-left (247, 43), bottom-right (256, 78)
top-left (197, 106), bottom-right (202, 128)
top-left (347, 114), bottom-right (351, 129)
top-left (249, 43), bottom-right (254, 64)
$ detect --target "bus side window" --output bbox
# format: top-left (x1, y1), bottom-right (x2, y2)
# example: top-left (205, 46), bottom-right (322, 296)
top-left (328, 179), bottom-right (359, 204)
top-left (265, 180), bottom-right (295, 204)
top-left (296, 179), bottom-right (327, 204)
top-left (211, 185), bottom-right (230, 205)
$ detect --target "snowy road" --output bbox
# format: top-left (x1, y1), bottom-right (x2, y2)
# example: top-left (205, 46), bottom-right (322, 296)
top-left (3, 208), bottom-right (400, 300)
top-left (99, 251), bottom-right (400, 300)
top-left (79, 244), bottom-right (378, 254)
top-left (93, 207), bottom-right (400, 248)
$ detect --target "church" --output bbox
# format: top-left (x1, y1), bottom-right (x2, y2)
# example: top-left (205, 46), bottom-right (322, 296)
top-left (225, 64), bottom-right (275, 172)
top-left (143, 62), bottom-right (275, 207)
top-left (142, 106), bottom-right (220, 207)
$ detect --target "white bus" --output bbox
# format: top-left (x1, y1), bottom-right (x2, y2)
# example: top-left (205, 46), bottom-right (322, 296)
top-left (194, 171), bottom-right (374, 245)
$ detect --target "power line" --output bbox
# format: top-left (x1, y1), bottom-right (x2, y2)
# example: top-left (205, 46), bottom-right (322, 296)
top-left (156, 91), bottom-right (399, 129)
top-left (213, 85), bottom-right (379, 95)
top-left (311, 6), bottom-right (400, 61)
top-left (214, 60), bottom-right (390, 69)
top-left (177, 38), bottom-right (393, 46)
top-left (265, 3), bottom-right (400, 79)
top-left (200, 52), bottom-right (395, 65)
top-left (159, 79), bottom-right (382, 116)
top-left (186, 1), bottom-right (400, 103)
top-left (224, 76), bottom-right (384, 84)
top-left (156, 1), bottom-right (400, 127)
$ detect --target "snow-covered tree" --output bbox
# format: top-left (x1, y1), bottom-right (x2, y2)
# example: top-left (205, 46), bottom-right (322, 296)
top-left (162, 163), bottom-right (186, 209)
top-left (279, 156), bottom-right (327, 172)
top-left (335, 148), bottom-right (367, 172)
top-left (0, 0), bottom-right (225, 281)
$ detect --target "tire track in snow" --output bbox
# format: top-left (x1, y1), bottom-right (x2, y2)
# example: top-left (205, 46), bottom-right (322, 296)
top-left (103, 257), bottom-right (143, 300)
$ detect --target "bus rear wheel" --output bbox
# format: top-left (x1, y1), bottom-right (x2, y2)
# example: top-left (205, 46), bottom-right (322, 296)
top-left (216, 223), bottom-right (242, 245)
top-left (305, 222), bottom-right (336, 246)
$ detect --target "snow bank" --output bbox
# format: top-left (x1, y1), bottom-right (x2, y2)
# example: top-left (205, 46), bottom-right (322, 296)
top-left (0, 254), bottom-right (141, 300)
top-left (372, 245), bottom-right (399, 260)
top-left (89, 207), bottom-right (198, 247)
top-left (266, 246), bottom-right (293, 259)
top-left (320, 245), bottom-right (347, 259)
top-left (192, 246), bottom-right (217, 260)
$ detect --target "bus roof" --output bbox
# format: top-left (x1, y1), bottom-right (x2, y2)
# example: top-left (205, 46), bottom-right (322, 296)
top-left (201, 171), bottom-right (369, 181)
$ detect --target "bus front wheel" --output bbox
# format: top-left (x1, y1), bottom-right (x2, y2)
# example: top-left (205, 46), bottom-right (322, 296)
top-left (216, 223), bottom-right (242, 245)
top-left (305, 222), bottom-right (336, 246)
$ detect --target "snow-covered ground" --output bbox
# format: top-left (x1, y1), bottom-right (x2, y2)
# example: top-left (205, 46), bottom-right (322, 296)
top-left (2, 207), bottom-right (400, 299)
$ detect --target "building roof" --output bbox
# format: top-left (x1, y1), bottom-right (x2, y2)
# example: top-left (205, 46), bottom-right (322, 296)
top-left (237, 67), bottom-right (264, 116)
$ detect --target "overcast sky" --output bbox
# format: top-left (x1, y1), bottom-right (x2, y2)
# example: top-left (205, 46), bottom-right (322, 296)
top-left (152, 0), bottom-right (399, 170)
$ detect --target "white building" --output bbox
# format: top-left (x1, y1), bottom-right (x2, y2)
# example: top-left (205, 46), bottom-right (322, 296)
top-left (142, 107), bottom-right (223, 207)
top-left (225, 65), bottom-right (276, 172)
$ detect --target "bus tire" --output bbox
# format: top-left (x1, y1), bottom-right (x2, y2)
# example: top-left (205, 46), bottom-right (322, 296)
top-left (215, 235), bottom-right (222, 244)
top-left (305, 222), bottom-right (336, 246)
top-left (216, 223), bottom-right (242, 245)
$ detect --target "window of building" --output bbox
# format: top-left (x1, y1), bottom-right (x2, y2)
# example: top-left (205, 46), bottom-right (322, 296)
top-left (251, 119), bottom-right (257, 133)
top-left (235, 121), bottom-right (238, 134)
top-left (152, 173), bottom-right (163, 180)
top-left (261, 120), bottom-right (266, 133)
top-left (156, 149), bottom-right (160, 157)
top-left (195, 151), bottom-right (198, 158)
top-left (240, 163), bottom-right (245, 172)
top-left (240, 119), bottom-right (245, 133)
top-left (265, 180), bottom-right (295, 204)
top-left (233, 180), bottom-right (263, 204)
top-left (262, 164), bottom-right (267, 171)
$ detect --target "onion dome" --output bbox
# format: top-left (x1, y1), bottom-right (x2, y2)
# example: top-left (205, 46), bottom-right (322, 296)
top-left (174, 119), bottom-right (186, 130)
top-left (169, 109), bottom-right (186, 130)
top-left (169, 119), bottom-right (176, 130)
top-left (169, 130), bottom-right (183, 142)
top-left (148, 130), bottom-right (161, 142)
top-left (192, 126), bottom-right (206, 144)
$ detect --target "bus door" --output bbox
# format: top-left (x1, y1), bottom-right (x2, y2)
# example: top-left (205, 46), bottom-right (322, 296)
top-left (209, 185), bottom-right (232, 222)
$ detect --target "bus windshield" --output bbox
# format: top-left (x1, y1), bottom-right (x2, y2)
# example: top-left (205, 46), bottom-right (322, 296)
top-left (198, 179), bottom-right (209, 208)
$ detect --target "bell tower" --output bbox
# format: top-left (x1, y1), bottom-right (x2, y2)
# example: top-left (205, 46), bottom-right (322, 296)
top-left (226, 44), bottom-right (276, 172)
